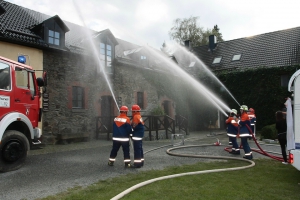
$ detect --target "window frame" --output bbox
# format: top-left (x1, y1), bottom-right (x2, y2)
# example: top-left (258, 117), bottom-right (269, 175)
top-left (232, 54), bottom-right (242, 61)
top-left (212, 56), bottom-right (222, 64)
top-left (137, 92), bottom-right (144, 109)
top-left (48, 30), bottom-right (60, 46)
top-left (72, 86), bottom-right (85, 109)
top-left (100, 42), bottom-right (113, 73)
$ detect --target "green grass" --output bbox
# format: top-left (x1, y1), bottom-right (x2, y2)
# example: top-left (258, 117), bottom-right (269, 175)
top-left (39, 159), bottom-right (300, 200)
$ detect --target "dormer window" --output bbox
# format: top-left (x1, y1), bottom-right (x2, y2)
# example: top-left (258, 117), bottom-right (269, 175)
top-left (48, 30), bottom-right (60, 45)
top-left (30, 15), bottom-right (69, 49)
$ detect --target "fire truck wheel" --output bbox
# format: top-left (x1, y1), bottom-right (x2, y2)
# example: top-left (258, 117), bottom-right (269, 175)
top-left (0, 130), bottom-right (29, 172)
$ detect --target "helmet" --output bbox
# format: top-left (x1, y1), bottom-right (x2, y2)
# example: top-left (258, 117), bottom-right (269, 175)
top-left (240, 105), bottom-right (248, 111)
top-left (249, 108), bottom-right (255, 113)
top-left (231, 109), bottom-right (237, 115)
top-left (120, 106), bottom-right (129, 112)
top-left (131, 104), bottom-right (141, 111)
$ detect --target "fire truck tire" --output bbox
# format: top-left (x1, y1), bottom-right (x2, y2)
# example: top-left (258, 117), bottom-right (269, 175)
top-left (0, 130), bottom-right (29, 172)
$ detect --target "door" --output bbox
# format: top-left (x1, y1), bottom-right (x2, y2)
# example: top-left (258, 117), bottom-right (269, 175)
top-left (14, 67), bottom-right (39, 127)
top-left (163, 100), bottom-right (170, 116)
top-left (101, 96), bottom-right (113, 132)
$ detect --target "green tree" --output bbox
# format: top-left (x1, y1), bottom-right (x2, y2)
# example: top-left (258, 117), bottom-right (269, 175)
top-left (168, 16), bottom-right (224, 47)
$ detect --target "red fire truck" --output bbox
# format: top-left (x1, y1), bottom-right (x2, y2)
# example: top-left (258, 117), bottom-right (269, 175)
top-left (0, 55), bottom-right (46, 172)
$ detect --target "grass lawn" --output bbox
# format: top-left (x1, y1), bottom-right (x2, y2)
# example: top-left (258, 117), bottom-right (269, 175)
top-left (39, 159), bottom-right (300, 200)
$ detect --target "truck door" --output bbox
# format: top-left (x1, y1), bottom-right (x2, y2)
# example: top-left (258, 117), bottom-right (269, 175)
top-left (0, 61), bottom-right (13, 113)
top-left (14, 66), bottom-right (39, 128)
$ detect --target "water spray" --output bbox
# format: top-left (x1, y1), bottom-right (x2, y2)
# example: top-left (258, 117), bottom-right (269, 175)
top-left (166, 42), bottom-right (241, 108)
top-left (72, 0), bottom-right (120, 112)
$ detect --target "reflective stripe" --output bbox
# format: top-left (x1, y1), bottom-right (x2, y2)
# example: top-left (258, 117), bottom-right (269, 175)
top-left (114, 118), bottom-right (127, 122)
top-left (134, 160), bottom-right (142, 163)
top-left (239, 133), bottom-right (251, 137)
top-left (109, 158), bottom-right (116, 161)
top-left (251, 124), bottom-right (255, 126)
top-left (132, 137), bottom-right (143, 140)
top-left (245, 152), bottom-right (252, 156)
top-left (113, 137), bottom-right (130, 141)
top-left (141, 158), bottom-right (144, 161)
top-left (227, 133), bottom-right (236, 137)
top-left (235, 148), bottom-right (240, 151)
top-left (124, 159), bottom-right (131, 162)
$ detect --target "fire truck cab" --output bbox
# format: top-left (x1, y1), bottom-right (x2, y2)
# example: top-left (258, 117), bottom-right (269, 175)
top-left (0, 55), bottom-right (45, 172)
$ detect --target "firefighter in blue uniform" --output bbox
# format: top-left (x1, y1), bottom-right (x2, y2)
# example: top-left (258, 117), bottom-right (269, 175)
top-left (247, 108), bottom-right (256, 137)
top-left (238, 105), bottom-right (253, 160)
top-left (226, 109), bottom-right (240, 154)
top-left (108, 106), bottom-right (132, 168)
top-left (131, 104), bottom-right (145, 168)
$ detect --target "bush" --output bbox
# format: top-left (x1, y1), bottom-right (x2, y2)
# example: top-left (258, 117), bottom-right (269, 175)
top-left (260, 124), bottom-right (277, 140)
top-left (150, 106), bottom-right (165, 115)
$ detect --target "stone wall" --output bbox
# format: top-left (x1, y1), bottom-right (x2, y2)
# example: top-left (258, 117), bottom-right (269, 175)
top-left (41, 51), bottom-right (175, 144)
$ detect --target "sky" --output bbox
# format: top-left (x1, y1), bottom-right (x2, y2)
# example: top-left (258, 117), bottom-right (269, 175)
top-left (5, 0), bottom-right (300, 49)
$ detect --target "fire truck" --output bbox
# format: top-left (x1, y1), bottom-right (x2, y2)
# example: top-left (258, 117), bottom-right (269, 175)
top-left (288, 69), bottom-right (300, 170)
top-left (0, 55), bottom-right (46, 172)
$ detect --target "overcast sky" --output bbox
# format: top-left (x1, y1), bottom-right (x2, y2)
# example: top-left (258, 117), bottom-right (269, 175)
top-left (5, 0), bottom-right (300, 49)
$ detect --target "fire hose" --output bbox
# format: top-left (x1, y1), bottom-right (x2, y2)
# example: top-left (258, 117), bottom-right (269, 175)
top-left (111, 141), bottom-right (255, 200)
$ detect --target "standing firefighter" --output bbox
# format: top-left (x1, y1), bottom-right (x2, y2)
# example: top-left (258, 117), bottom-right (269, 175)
top-left (238, 105), bottom-right (253, 160)
top-left (108, 106), bottom-right (132, 168)
top-left (248, 108), bottom-right (256, 137)
top-left (131, 104), bottom-right (145, 168)
top-left (226, 109), bottom-right (240, 154)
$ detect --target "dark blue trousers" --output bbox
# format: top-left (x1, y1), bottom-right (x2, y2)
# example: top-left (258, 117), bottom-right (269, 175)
top-left (109, 140), bottom-right (130, 163)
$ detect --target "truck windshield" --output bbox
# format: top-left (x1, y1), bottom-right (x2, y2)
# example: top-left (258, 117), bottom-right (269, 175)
top-left (0, 62), bottom-right (11, 90)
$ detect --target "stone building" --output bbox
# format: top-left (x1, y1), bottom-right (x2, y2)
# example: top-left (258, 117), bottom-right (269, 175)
top-left (0, 1), bottom-right (176, 143)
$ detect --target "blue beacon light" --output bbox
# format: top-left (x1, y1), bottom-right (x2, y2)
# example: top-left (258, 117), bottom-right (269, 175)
top-left (18, 55), bottom-right (26, 64)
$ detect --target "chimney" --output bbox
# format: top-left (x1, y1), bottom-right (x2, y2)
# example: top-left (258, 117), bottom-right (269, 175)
top-left (209, 35), bottom-right (217, 52)
top-left (184, 40), bottom-right (191, 50)
top-left (0, 5), bottom-right (6, 16)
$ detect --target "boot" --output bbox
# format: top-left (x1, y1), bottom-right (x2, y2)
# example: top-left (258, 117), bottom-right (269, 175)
top-left (108, 161), bottom-right (114, 166)
top-left (124, 163), bottom-right (132, 168)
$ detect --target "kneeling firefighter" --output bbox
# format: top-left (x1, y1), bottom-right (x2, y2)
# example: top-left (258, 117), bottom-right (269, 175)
top-left (131, 104), bottom-right (145, 168)
top-left (226, 109), bottom-right (240, 154)
top-left (238, 105), bottom-right (253, 160)
top-left (108, 106), bottom-right (132, 168)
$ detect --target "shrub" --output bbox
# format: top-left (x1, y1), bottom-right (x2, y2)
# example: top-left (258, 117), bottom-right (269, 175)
top-left (260, 124), bottom-right (277, 140)
top-left (150, 105), bottom-right (165, 115)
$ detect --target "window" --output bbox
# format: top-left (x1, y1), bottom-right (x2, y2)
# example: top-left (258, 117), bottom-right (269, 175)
top-left (232, 54), bottom-right (241, 61)
top-left (281, 75), bottom-right (289, 87)
top-left (137, 92), bottom-right (144, 109)
top-left (0, 62), bottom-right (11, 90)
top-left (212, 56), bottom-right (222, 64)
top-left (48, 30), bottom-right (60, 45)
top-left (15, 67), bottom-right (28, 89)
top-left (100, 43), bottom-right (112, 73)
top-left (72, 86), bottom-right (84, 108)
top-left (141, 55), bottom-right (146, 60)
top-left (14, 68), bottom-right (36, 95)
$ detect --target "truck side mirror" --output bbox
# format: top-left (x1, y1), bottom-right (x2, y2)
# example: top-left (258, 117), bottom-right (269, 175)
top-left (36, 77), bottom-right (44, 87)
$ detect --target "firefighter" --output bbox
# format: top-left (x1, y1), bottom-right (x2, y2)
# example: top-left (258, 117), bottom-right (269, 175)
top-left (131, 104), bottom-right (145, 168)
top-left (238, 105), bottom-right (253, 160)
top-left (226, 109), bottom-right (240, 154)
top-left (247, 108), bottom-right (256, 137)
top-left (108, 106), bottom-right (132, 168)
